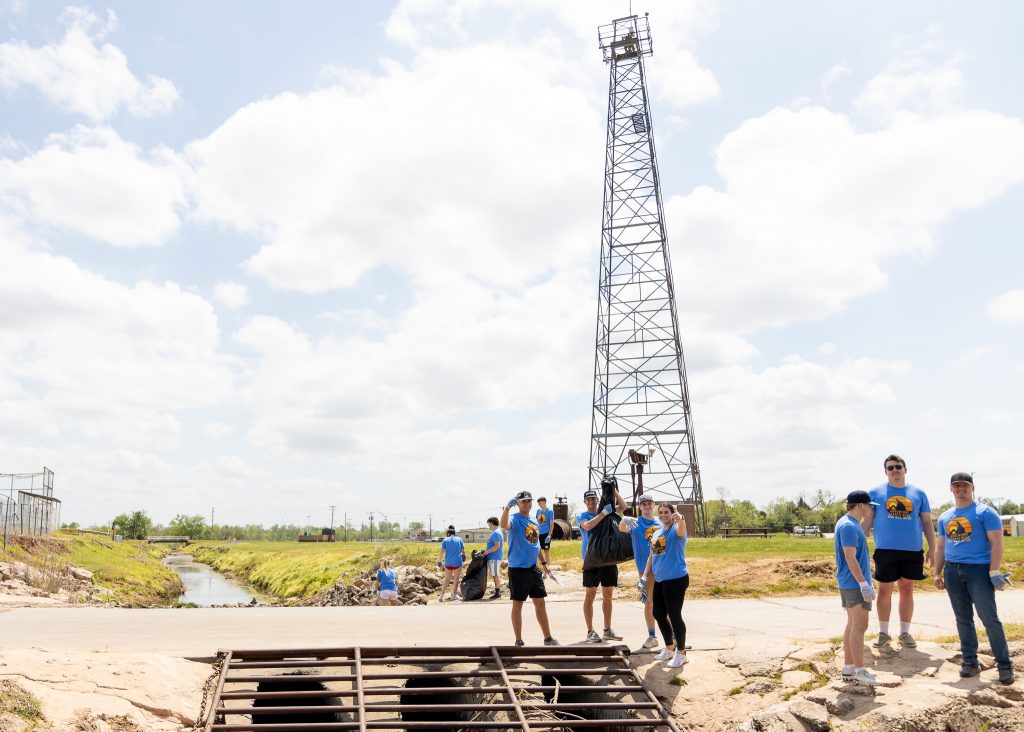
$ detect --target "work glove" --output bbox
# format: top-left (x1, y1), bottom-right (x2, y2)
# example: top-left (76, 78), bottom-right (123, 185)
top-left (990, 571), bottom-right (1013, 590)
top-left (637, 577), bottom-right (648, 604)
top-left (602, 504), bottom-right (614, 515)
top-left (506, 498), bottom-right (518, 509)
top-left (858, 581), bottom-right (876, 603)
top-left (621, 516), bottom-right (638, 530)
top-left (436, 560), bottom-right (443, 571)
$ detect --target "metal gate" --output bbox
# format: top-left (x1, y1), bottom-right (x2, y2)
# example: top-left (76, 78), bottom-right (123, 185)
top-left (202, 645), bottom-right (680, 731)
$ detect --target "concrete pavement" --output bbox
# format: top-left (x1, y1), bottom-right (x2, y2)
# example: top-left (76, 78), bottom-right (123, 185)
top-left (3, 590), bottom-right (1024, 657)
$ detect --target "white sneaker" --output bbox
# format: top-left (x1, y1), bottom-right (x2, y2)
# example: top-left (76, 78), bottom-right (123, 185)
top-left (667, 651), bottom-right (687, 669)
top-left (654, 648), bottom-right (673, 661)
top-left (852, 669), bottom-right (880, 686)
top-left (641, 636), bottom-right (659, 651)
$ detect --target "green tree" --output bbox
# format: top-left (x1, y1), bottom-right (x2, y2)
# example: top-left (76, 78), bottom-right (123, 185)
top-left (112, 511), bottom-right (152, 540)
top-left (169, 513), bottom-right (207, 539)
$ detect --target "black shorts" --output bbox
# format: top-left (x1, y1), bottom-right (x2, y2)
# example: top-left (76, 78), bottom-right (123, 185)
top-left (508, 567), bottom-right (547, 601)
top-left (873, 548), bottom-right (926, 582)
top-left (539, 534), bottom-right (551, 551)
top-left (582, 565), bottom-right (618, 588)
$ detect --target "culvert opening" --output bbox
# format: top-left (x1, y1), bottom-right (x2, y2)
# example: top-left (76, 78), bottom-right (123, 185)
top-left (541, 673), bottom-right (644, 732)
top-left (250, 670), bottom-right (351, 726)
top-left (400, 675), bottom-right (488, 728)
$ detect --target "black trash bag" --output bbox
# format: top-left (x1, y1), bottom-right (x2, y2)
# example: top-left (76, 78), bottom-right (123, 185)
top-left (583, 477), bottom-right (634, 570)
top-left (460, 549), bottom-right (488, 601)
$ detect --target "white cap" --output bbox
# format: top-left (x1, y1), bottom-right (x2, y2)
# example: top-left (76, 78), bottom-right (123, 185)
top-left (638, 493), bottom-right (656, 503)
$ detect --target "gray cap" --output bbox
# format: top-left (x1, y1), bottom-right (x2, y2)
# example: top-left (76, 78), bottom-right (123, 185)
top-left (638, 492), bottom-right (656, 503)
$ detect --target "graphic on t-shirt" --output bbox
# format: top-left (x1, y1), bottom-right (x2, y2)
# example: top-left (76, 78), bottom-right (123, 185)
top-left (524, 523), bottom-right (538, 544)
top-left (651, 534), bottom-right (667, 555)
top-left (886, 496), bottom-right (914, 519)
top-left (538, 513), bottom-right (547, 525)
top-left (644, 525), bottom-right (657, 543)
top-left (945, 517), bottom-right (973, 543)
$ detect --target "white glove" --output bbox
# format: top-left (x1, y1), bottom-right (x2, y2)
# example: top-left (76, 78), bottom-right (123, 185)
top-left (990, 571), bottom-right (1013, 590)
top-left (602, 504), bottom-right (614, 515)
top-left (637, 576), bottom-right (647, 589)
top-left (859, 580), bottom-right (876, 602)
top-left (506, 498), bottom-right (517, 509)
top-left (621, 516), bottom-right (638, 530)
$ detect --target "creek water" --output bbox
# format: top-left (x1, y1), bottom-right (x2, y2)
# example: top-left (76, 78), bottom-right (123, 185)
top-left (163, 553), bottom-right (256, 606)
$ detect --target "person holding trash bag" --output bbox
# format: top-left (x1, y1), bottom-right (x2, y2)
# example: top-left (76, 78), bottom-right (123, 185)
top-left (375, 557), bottom-right (399, 606)
top-left (935, 472), bottom-right (1015, 685)
top-left (578, 480), bottom-right (628, 643)
top-left (619, 492), bottom-right (660, 650)
top-left (643, 503), bottom-right (689, 669)
top-left (438, 525), bottom-right (466, 602)
top-left (501, 490), bottom-right (559, 646)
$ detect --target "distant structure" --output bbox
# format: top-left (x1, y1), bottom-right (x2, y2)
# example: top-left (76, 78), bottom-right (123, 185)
top-left (1, 467), bottom-right (60, 552)
top-left (589, 14), bottom-right (706, 534)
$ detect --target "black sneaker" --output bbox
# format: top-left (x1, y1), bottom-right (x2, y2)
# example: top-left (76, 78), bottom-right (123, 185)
top-left (999, 668), bottom-right (1015, 685)
top-left (490, 591), bottom-right (500, 599)
top-left (959, 664), bottom-right (980, 678)
top-left (514, 639), bottom-right (525, 647)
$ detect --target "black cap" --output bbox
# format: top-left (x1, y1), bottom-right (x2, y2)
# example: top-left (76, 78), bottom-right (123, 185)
top-left (950, 472), bottom-right (974, 485)
top-left (515, 490), bottom-right (533, 501)
top-left (537, 496), bottom-right (547, 502)
top-left (583, 489), bottom-right (598, 499)
top-left (846, 490), bottom-right (879, 506)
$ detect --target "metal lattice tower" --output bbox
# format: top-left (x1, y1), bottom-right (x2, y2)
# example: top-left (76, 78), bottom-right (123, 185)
top-left (589, 14), bottom-right (706, 534)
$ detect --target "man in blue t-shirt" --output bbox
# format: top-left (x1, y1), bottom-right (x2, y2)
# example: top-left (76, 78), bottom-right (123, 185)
top-left (618, 492), bottom-right (660, 650)
top-left (437, 525), bottom-right (466, 602)
top-left (835, 490), bottom-right (881, 686)
top-left (935, 472), bottom-right (1014, 685)
top-left (578, 482), bottom-right (628, 644)
top-left (501, 490), bottom-right (559, 646)
top-left (482, 517), bottom-right (504, 600)
top-left (864, 453), bottom-right (936, 648)
top-left (536, 497), bottom-right (555, 577)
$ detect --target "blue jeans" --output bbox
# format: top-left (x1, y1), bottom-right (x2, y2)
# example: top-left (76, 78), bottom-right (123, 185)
top-left (943, 562), bottom-right (1012, 670)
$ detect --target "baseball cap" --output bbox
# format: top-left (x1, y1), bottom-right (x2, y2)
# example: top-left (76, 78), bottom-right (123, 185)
top-left (583, 489), bottom-right (598, 499)
top-left (950, 472), bottom-right (974, 485)
top-left (515, 490), bottom-right (533, 501)
top-left (846, 490), bottom-right (879, 506)
top-left (638, 492), bottom-right (656, 503)
top-left (537, 496), bottom-right (547, 502)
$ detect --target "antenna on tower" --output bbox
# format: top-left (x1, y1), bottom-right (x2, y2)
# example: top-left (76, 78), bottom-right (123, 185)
top-left (590, 14), bottom-right (707, 534)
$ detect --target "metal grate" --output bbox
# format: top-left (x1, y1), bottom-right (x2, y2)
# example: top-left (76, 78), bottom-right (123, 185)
top-left (203, 645), bottom-right (680, 731)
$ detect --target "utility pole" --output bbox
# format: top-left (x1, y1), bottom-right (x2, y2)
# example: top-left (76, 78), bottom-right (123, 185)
top-left (329, 505), bottom-right (336, 531)
top-left (344, 512), bottom-right (348, 541)
top-left (369, 513), bottom-right (374, 542)
top-left (211, 507), bottom-right (215, 538)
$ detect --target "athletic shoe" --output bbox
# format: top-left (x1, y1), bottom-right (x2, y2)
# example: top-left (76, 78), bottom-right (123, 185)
top-left (999, 668), bottom-right (1015, 685)
top-left (514, 639), bottom-right (525, 647)
top-left (544, 637), bottom-right (560, 646)
top-left (586, 630), bottom-right (603, 643)
top-left (872, 632), bottom-right (891, 647)
top-left (667, 651), bottom-right (687, 669)
top-left (898, 632), bottom-right (917, 648)
top-left (842, 671), bottom-right (854, 682)
top-left (852, 669), bottom-right (881, 686)
top-left (490, 591), bottom-right (500, 599)
top-left (641, 636), bottom-right (659, 651)
top-left (603, 628), bottom-right (623, 641)
top-left (654, 648), bottom-right (673, 661)
top-left (959, 664), bottom-right (980, 678)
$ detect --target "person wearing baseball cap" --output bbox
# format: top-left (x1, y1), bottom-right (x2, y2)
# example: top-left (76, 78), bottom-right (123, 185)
top-left (578, 480), bottom-right (628, 643)
top-left (500, 490), bottom-right (559, 647)
top-left (865, 454), bottom-right (936, 649)
top-left (934, 472), bottom-right (1014, 684)
top-left (619, 492), bottom-right (660, 650)
top-left (535, 496), bottom-right (555, 578)
top-left (835, 489), bottom-right (881, 686)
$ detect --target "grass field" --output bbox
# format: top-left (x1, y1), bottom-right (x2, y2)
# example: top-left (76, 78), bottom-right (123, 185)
top-left (5, 532), bottom-right (183, 606)
top-left (183, 535), bottom-right (1024, 602)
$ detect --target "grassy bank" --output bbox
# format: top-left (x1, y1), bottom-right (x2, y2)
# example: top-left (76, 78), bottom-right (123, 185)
top-left (184, 535), bottom-right (1024, 602)
top-left (4, 532), bottom-right (183, 606)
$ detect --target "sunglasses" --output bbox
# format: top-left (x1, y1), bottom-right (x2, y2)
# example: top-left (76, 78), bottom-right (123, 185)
top-left (885, 465), bottom-right (905, 472)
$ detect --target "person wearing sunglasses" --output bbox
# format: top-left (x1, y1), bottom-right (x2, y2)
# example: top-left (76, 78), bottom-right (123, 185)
top-left (863, 454), bottom-right (936, 648)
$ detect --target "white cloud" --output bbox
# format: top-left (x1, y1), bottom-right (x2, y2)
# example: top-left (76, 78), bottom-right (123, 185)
top-left (988, 289), bottom-right (1024, 324)
top-left (817, 342), bottom-right (838, 356)
top-left (213, 281), bottom-right (249, 310)
top-left (0, 126), bottom-right (186, 246)
top-left (0, 7), bottom-right (178, 120)
top-left (856, 53), bottom-right (964, 121)
top-left (821, 63), bottom-right (851, 100)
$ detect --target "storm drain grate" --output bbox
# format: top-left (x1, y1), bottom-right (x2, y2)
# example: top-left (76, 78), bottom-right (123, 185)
top-left (202, 645), bottom-right (681, 731)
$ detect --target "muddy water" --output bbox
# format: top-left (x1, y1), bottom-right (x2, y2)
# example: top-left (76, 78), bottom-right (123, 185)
top-left (162, 553), bottom-right (255, 606)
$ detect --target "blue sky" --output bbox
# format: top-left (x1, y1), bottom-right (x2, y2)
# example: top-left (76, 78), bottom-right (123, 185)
top-left (2, 1), bottom-right (1023, 529)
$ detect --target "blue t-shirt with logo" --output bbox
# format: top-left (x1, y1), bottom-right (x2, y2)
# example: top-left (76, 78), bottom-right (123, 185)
top-left (834, 514), bottom-right (870, 590)
top-left (376, 568), bottom-right (397, 592)
top-left (938, 503), bottom-right (1002, 565)
top-left (441, 535), bottom-right (465, 567)
top-left (649, 524), bottom-right (687, 581)
top-left (536, 507), bottom-right (554, 535)
top-left (577, 511), bottom-right (597, 559)
top-left (507, 512), bottom-right (540, 568)
top-left (629, 516), bottom-right (660, 574)
top-left (868, 483), bottom-right (932, 551)
top-left (486, 528), bottom-right (503, 559)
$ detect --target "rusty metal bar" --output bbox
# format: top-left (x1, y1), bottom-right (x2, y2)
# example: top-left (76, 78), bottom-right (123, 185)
top-left (217, 702), bottom-right (659, 715)
top-left (203, 650), bottom-right (232, 732)
top-left (220, 684), bottom-right (646, 699)
top-left (214, 722), bottom-right (669, 731)
top-left (353, 646), bottom-right (366, 732)
top-left (230, 654), bottom-right (616, 669)
top-left (490, 646), bottom-right (530, 732)
top-left (226, 645), bottom-right (620, 658)
top-left (226, 668), bottom-right (631, 683)
top-left (614, 648), bottom-right (682, 732)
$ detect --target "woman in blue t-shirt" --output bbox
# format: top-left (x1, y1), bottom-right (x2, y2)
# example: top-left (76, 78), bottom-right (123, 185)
top-left (643, 504), bottom-right (689, 669)
top-left (375, 557), bottom-right (399, 606)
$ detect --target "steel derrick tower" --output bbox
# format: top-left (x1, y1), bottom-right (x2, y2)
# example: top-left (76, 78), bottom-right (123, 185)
top-left (589, 14), bottom-right (706, 535)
